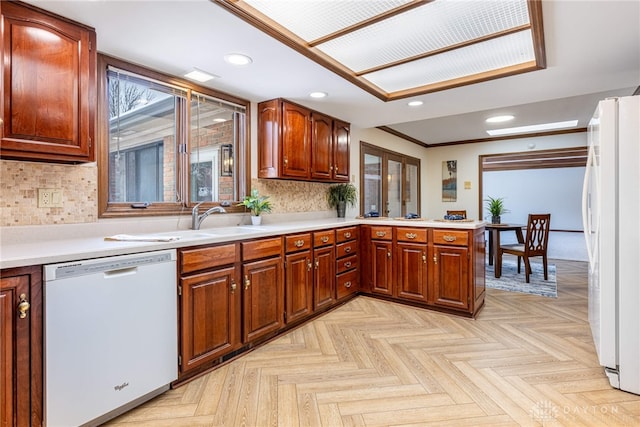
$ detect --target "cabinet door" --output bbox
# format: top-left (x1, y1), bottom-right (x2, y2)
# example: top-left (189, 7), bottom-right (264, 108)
top-left (281, 102), bottom-right (311, 179)
top-left (313, 245), bottom-right (335, 310)
top-left (1, 2), bottom-right (96, 162)
top-left (242, 257), bottom-right (284, 342)
top-left (431, 245), bottom-right (470, 310)
top-left (371, 240), bottom-right (393, 296)
top-left (333, 119), bottom-right (350, 182)
top-left (396, 242), bottom-right (428, 303)
top-left (179, 266), bottom-right (241, 374)
top-left (310, 112), bottom-right (333, 180)
top-left (0, 266), bottom-right (42, 427)
top-left (285, 251), bottom-right (313, 324)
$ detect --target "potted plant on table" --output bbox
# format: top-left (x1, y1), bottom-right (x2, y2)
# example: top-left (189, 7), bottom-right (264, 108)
top-left (238, 189), bottom-right (272, 225)
top-left (484, 196), bottom-right (508, 224)
top-left (327, 183), bottom-right (357, 218)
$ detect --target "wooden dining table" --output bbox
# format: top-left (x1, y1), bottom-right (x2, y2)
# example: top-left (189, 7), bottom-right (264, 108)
top-left (485, 223), bottom-right (525, 277)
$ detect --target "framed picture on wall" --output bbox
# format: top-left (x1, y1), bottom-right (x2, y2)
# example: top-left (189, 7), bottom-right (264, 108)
top-left (442, 160), bottom-right (457, 202)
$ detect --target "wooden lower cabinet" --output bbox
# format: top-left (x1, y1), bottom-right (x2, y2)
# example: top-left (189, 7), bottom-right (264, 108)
top-left (285, 250), bottom-right (313, 324)
top-left (371, 239), bottom-right (393, 296)
top-left (396, 241), bottom-right (428, 303)
top-left (0, 266), bottom-right (42, 427)
top-left (179, 266), bottom-right (241, 373)
top-left (242, 256), bottom-right (284, 343)
top-left (430, 245), bottom-right (469, 310)
top-left (178, 244), bottom-right (241, 379)
top-left (313, 244), bottom-right (336, 310)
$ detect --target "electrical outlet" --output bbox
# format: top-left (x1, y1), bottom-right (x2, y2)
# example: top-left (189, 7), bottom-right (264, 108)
top-left (38, 188), bottom-right (63, 208)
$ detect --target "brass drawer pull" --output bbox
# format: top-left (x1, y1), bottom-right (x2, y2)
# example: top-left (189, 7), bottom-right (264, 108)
top-left (405, 232), bottom-right (417, 239)
top-left (321, 236), bottom-right (329, 243)
top-left (244, 275), bottom-right (250, 290)
top-left (231, 280), bottom-right (237, 293)
top-left (422, 253), bottom-right (426, 264)
top-left (345, 246), bottom-right (352, 253)
top-left (344, 261), bottom-right (352, 268)
top-left (344, 232), bottom-right (351, 239)
top-left (433, 255), bottom-right (438, 264)
top-left (376, 231), bottom-right (386, 237)
top-left (294, 239), bottom-right (304, 248)
top-left (443, 235), bottom-right (457, 242)
top-left (344, 281), bottom-right (351, 288)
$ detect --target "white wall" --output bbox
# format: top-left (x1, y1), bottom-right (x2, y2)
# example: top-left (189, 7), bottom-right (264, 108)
top-left (424, 132), bottom-right (587, 220)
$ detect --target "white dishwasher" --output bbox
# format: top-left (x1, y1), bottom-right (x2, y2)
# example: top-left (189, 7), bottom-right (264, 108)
top-left (44, 249), bottom-right (178, 427)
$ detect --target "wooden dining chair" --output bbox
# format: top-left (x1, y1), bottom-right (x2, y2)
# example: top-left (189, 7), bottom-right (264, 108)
top-left (498, 213), bottom-right (551, 283)
top-left (446, 210), bottom-right (467, 219)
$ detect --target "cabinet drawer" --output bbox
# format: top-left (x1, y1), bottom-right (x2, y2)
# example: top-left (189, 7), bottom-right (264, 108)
top-left (336, 226), bottom-right (359, 243)
top-left (285, 233), bottom-right (311, 253)
top-left (337, 269), bottom-right (359, 299)
top-left (370, 226), bottom-right (392, 241)
top-left (396, 227), bottom-right (427, 243)
top-left (180, 243), bottom-right (239, 274)
top-left (242, 237), bottom-right (283, 261)
top-left (336, 240), bottom-right (358, 258)
top-left (336, 254), bottom-right (358, 274)
top-left (432, 229), bottom-right (469, 246)
top-left (313, 230), bottom-right (335, 247)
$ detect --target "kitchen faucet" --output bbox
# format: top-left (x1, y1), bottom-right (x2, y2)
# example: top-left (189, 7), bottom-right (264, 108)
top-left (191, 202), bottom-right (226, 230)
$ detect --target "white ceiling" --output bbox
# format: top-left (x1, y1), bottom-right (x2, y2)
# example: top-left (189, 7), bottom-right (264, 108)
top-left (24, 0), bottom-right (640, 146)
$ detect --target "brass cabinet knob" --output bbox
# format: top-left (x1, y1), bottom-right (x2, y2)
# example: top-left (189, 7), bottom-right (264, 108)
top-left (433, 255), bottom-right (438, 264)
top-left (17, 293), bottom-right (30, 319)
top-left (321, 236), bottom-right (329, 243)
top-left (231, 281), bottom-right (237, 292)
top-left (422, 253), bottom-right (426, 264)
top-left (244, 275), bottom-right (250, 290)
top-left (345, 247), bottom-right (352, 253)
top-left (344, 281), bottom-right (351, 288)
top-left (344, 232), bottom-right (351, 239)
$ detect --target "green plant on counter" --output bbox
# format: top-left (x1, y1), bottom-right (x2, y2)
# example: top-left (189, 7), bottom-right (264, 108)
top-left (326, 183), bottom-right (357, 208)
top-left (237, 189), bottom-right (272, 216)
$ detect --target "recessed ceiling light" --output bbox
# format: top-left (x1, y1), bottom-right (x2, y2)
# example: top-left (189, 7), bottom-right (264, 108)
top-left (487, 120), bottom-right (579, 136)
top-left (408, 100), bottom-right (423, 107)
top-left (486, 115), bottom-right (514, 123)
top-left (224, 53), bottom-right (253, 66)
top-left (184, 69), bottom-right (217, 83)
top-left (309, 91), bottom-right (327, 98)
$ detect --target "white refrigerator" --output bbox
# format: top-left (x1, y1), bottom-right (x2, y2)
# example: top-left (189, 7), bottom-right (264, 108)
top-left (582, 95), bottom-right (640, 395)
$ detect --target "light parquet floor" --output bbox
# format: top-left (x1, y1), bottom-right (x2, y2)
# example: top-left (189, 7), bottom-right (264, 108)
top-left (106, 259), bottom-right (640, 426)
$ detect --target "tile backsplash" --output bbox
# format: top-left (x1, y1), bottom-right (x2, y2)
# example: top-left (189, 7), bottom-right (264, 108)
top-left (1, 160), bottom-right (98, 226)
top-left (0, 159), bottom-right (336, 226)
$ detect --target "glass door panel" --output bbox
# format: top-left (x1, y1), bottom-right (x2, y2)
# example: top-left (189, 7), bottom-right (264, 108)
top-left (387, 157), bottom-right (402, 218)
top-left (405, 161), bottom-right (419, 215)
top-left (363, 153), bottom-right (382, 216)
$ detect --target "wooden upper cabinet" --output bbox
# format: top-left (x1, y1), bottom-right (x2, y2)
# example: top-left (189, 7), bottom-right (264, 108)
top-left (281, 101), bottom-right (311, 179)
top-left (332, 119), bottom-right (350, 182)
top-left (310, 111), bottom-right (333, 180)
top-left (258, 98), bottom-right (350, 183)
top-left (1, 1), bottom-right (96, 163)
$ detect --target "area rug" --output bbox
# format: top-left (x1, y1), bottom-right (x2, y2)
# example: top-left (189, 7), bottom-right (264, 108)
top-left (485, 259), bottom-right (557, 298)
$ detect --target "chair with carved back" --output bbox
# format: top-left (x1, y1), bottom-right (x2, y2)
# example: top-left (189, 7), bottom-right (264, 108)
top-left (446, 210), bottom-right (467, 219)
top-left (498, 213), bottom-right (551, 283)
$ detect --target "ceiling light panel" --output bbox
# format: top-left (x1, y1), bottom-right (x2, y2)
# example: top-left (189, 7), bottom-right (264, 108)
top-left (243, 0), bottom-right (413, 42)
top-left (364, 30), bottom-right (535, 93)
top-left (317, 0), bottom-right (531, 73)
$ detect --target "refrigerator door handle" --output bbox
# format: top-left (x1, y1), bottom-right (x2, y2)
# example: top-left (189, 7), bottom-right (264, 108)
top-left (582, 144), bottom-right (597, 271)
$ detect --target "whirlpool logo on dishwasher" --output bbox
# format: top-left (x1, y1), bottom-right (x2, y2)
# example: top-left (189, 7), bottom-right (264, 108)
top-left (114, 382), bottom-right (130, 391)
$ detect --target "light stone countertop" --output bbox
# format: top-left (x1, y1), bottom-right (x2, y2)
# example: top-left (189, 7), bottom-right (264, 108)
top-left (0, 217), bottom-right (486, 270)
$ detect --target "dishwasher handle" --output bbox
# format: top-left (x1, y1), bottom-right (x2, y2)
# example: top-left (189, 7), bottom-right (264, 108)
top-left (103, 267), bottom-right (138, 278)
